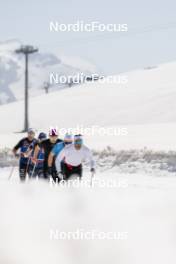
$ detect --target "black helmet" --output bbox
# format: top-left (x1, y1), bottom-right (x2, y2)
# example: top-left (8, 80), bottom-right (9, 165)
top-left (38, 132), bottom-right (47, 141)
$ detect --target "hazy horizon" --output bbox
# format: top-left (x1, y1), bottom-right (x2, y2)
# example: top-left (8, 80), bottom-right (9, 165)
top-left (1, 0), bottom-right (176, 74)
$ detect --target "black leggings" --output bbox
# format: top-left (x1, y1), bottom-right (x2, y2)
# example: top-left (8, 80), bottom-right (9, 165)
top-left (62, 163), bottom-right (82, 180)
top-left (19, 162), bottom-right (29, 181)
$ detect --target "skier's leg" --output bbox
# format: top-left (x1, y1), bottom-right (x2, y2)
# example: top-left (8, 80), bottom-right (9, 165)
top-left (62, 163), bottom-right (72, 180)
top-left (51, 166), bottom-right (61, 183)
top-left (28, 164), bottom-right (34, 178)
top-left (19, 162), bottom-right (27, 181)
top-left (78, 164), bottom-right (83, 180)
top-left (37, 167), bottom-right (44, 178)
top-left (72, 164), bottom-right (82, 180)
top-left (43, 164), bottom-right (49, 180)
top-left (60, 161), bottom-right (65, 175)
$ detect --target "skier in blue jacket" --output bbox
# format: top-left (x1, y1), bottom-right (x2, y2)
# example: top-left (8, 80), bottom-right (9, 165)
top-left (48, 133), bottom-right (73, 177)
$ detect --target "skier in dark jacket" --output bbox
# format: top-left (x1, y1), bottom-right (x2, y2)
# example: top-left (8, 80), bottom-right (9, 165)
top-left (29, 132), bottom-right (47, 178)
top-left (33, 127), bottom-right (62, 180)
top-left (12, 128), bottom-right (37, 181)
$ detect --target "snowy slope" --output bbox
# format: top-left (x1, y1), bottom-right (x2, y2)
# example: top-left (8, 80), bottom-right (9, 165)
top-left (1, 168), bottom-right (176, 264)
top-left (0, 40), bottom-right (97, 104)
top-left (1, 60), bottom-right (176, 264)
top-left (0, 61), bottom-right (176, 150)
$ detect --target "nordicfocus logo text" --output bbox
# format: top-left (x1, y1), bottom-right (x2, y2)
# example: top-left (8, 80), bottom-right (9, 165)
top-left (50, 229), bottom-right (128, 240)
top-left (50, 21), bottom-right (128, 32)
top-left (49, 73), bottom-right (128, 85)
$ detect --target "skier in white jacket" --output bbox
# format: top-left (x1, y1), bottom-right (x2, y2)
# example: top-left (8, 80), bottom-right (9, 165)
top-left (55, 134), bottom-right (95, 180)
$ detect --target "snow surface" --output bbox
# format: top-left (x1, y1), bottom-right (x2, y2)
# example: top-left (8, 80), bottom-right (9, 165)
top-left (0, 168), bottom-right (176, 264)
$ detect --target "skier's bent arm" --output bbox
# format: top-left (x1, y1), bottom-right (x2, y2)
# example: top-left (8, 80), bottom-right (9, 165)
top-left (55, 148), bottom-right (65, 172)
top-left (12, 147), bottom-right (17, 156)
top-left (48, 152), bottom-right (54, 167)
top-left (85, 148), bottom-right (96, 171)
top-left (49, 142), bottom-right (64, 167)
top-left (33, 145), bottom-right (40, 160)
top-left (12, 140), bottom-right (22, 157)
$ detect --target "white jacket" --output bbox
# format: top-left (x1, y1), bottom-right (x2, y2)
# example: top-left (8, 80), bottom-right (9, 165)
top-left (55, 144), bottom-right (95, 172)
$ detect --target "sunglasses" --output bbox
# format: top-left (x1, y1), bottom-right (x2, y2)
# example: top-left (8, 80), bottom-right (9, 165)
top-left (74, 140), bottom-right (83, 145)
top-left (65, 141), bottom-right (72, 145)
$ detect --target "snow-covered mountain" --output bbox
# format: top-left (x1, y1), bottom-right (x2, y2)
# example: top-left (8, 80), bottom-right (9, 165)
top-left (0, 40), bottom-right (98, 104)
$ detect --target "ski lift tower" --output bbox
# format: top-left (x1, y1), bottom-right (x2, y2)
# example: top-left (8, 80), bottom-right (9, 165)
top-left (16, 45), bottom-right (38, 132)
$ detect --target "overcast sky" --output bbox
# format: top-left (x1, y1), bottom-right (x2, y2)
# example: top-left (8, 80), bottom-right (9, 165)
top-left (1, 0), bottom-right (176, 74)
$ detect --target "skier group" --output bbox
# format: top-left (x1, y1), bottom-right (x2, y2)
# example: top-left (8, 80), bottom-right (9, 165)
top-left (12, 127), bottom-right (95, 182)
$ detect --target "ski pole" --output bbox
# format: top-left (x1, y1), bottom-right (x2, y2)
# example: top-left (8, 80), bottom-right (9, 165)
top-left (9, 153), bottom-right (20, 180)
top-left (8, 165), bottom-right (16, 180)
top-left (25, 157), bottom-right (31, 176)
top-left (30, 159), bottom-right (43, 178)
top-left (90, 171), bottom-right (95, 186)
top-left (23, 147), bottom-right (33, 177)
top-left (30, 162), bottom-right (37, 178)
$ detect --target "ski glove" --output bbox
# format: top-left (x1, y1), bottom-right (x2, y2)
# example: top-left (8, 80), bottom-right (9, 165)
top-left (57, 172), bottom-right (64, 181)
top-left (90, 168), bottom-right (95, 174)
top-left (48, 167), bottom-right (53, 176)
